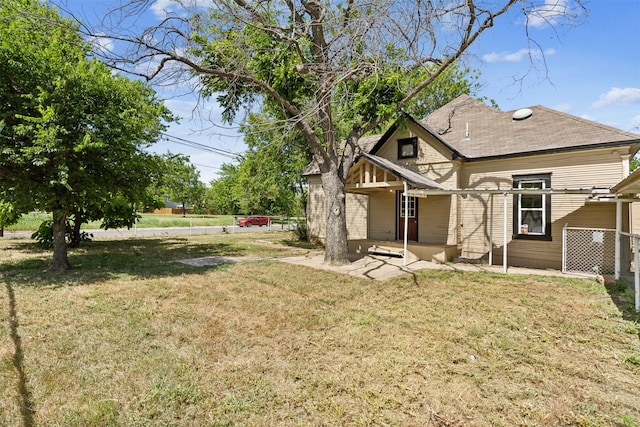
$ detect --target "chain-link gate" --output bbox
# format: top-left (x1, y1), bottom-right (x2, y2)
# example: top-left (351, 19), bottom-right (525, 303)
top-left (562, 226), bottom-right (616, 275)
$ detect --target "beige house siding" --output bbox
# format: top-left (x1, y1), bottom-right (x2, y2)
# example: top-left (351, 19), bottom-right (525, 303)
top-left (418, 195), bottom-right (455, 245)
top-left (368, 191), bottom-right (396, 241)
top-left (306, 175), bottom-right (368, 242)
top-left (346, 193), bottom-right (368, 240)
top-left (458, 149), bottom-right (627, 269)
top-left (632, 204), bottom-right (640, 235)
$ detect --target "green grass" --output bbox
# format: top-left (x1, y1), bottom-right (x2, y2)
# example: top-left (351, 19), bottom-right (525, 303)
top-left (1, 233), bottom-right (639, 426)
top-left (5, 212), bottom-right (299, 232)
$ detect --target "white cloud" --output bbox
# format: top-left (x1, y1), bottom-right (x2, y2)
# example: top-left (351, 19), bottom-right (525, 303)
top-left (527, 0), bottom-right (569, 29)
top-left (151, 0), bottom-right (178, 18)
top-left (89, 33), bottom-right (114, 54)
top-left (151, 0), bottom-right (211, 19)
top-left (593, 87), bottom-right (640, 109)
top-left (482, 48), bottom-right (556, 63)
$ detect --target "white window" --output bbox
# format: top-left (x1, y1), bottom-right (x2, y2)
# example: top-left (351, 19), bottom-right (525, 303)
top-left (513, 174), bottom-right (551, 240)
top-left (400, 195), bottom-right (416, 218)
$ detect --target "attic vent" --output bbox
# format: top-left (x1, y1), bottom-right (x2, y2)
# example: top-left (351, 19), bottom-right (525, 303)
top-left (512, 108), bottom-right (533, 121)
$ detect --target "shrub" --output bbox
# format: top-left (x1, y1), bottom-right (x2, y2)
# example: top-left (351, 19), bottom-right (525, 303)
top-left (293, 220), bottom-right (308, 242)
top-left (31, 219), bottom-right (93, 248)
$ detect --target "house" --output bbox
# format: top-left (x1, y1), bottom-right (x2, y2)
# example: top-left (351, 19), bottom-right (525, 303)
top-left (152, 195), bottom-right (192, 215)
top-left (305, 95), bottom-right (640, 273)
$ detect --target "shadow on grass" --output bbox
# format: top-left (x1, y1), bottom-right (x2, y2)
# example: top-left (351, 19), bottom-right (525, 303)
top-left (280, 239), bottom-right (324, 250)
top-left (604, 280), bottom-right (640, 322)
top-left (0, 237), bottom-right (245, 288)
top-left (5, 282), bottom-right (36, 427)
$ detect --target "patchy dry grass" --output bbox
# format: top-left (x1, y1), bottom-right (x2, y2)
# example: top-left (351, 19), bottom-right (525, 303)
top-left (1, 233), bottom-right (639, 426)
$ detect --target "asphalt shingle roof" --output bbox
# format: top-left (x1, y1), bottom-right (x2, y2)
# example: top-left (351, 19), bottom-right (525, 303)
top-left (419, 95), bottom-right (640, 160)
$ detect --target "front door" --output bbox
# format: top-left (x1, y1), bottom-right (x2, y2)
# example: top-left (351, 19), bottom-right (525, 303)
top-left (397, 191), bottom-right (418, 241)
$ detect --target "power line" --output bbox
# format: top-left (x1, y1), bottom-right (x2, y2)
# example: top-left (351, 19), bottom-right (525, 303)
top-left (192, 162), bottom-right (220, 170)
top-left (160, 132), bottom-right (241, 159)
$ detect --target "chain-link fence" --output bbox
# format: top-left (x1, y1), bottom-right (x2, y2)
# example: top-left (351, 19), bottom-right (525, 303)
top-left (562, 226), bottom-right (616, 275)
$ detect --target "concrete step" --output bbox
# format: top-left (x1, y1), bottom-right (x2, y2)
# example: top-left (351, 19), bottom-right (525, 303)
top-left (367, 245), bottom-right (405, 258)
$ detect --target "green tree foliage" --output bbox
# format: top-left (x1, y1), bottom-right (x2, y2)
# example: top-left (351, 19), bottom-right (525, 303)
top-left (0, 0), bottom-right (171, 269)
top-left (213, 63), bottom-right (483, 218)
top-left (0, 199), bottom-right (21, 237)
top-left (156, 153), bottom-right (206, 216)
top-left (208, 163), bottom-right (241, 215)
top-left (212, 112), bottom-right (311, 217)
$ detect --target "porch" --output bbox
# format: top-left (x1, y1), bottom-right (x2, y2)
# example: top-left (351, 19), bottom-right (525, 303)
top-left (348, 239), bottom-right (459, 264)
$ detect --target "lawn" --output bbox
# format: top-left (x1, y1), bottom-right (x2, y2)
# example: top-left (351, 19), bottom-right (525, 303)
top-left (1, 232), bottom-right (639, 426)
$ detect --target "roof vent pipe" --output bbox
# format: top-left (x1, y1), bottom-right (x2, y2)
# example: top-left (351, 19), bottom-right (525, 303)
top-left (463, 122), bottom-right (470, 140)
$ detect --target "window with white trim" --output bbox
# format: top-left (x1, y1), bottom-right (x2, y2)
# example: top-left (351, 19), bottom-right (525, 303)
top-left (513, 173), bottom-right (551, 241)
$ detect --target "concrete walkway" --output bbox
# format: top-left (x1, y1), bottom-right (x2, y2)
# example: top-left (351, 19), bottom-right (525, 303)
top-left (276, 253), bottom-right (586, 281)
top-left (178, 252), bottom-right (590, 281)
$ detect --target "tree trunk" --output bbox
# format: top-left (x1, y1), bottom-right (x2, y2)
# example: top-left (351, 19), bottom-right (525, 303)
top-left (321, 170), bottom-right (349, 265)
top-left (69, 211), bottom-right (82, 248)
top-left (51, 211), bottom-right (71, 271)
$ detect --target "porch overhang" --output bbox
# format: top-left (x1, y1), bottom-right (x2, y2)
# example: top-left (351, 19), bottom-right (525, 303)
top-left (611, 167), bottom-right (640, 195)
top-left (345, 153), bottom-right (449, 193)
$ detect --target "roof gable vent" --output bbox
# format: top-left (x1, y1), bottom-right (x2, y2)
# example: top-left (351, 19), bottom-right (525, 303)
top-left (512, 108), bottom-right (533, 121)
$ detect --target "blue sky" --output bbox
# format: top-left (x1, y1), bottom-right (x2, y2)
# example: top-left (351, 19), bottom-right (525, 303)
top-left (469, 0), bottom-right (640, 134)
top-left (57, 0), bottom-right (640, 184)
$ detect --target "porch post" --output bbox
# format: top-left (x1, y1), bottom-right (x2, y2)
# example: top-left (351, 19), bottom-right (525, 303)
top-left (503, 192), bottom-right (508, 273)
top-left (403, 181), bottom-right (409, 266)
top-left (615, 198), bottom-right (622, 280)
top-left (634, 236), bottom-right (639, 312)
top-left (489, 194), bottom-right (493, 266)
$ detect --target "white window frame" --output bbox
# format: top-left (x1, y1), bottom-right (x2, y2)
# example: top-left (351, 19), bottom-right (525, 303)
top-left (517, 179), bottom-right (546, 235)
top-left (513, 173), bottom-right (552, 241)
top-left (400, 195), bottom-right (416, 218)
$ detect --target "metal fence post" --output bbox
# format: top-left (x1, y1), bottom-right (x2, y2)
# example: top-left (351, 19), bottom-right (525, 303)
top-left (562, 224), bottom-right (567, 273)
top-left (635, 235), bottom-right (639, 313)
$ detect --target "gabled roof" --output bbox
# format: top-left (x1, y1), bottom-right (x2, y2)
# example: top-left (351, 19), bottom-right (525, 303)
top-left (369, 114), bottom-right (465, 160)
top-left (420, 94), bottom-right (640, 160)
top-left (362, 153), bottom-right (448, 190)
top-left (303, 95), bottom-right (640, 176)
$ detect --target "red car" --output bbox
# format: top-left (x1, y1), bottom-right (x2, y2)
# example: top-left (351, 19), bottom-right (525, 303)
top-left (237, 215), bottom-right (272, 227)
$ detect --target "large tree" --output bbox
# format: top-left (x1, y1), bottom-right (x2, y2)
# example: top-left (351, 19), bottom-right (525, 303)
top-left (88, 0), bottom-right (585, 264)
top-left (0, 0), bottom-right (171, 270)
top-left (156, 153), bottom-right (206, 216)
top-left (215, 63), bottom-right (485, 218)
